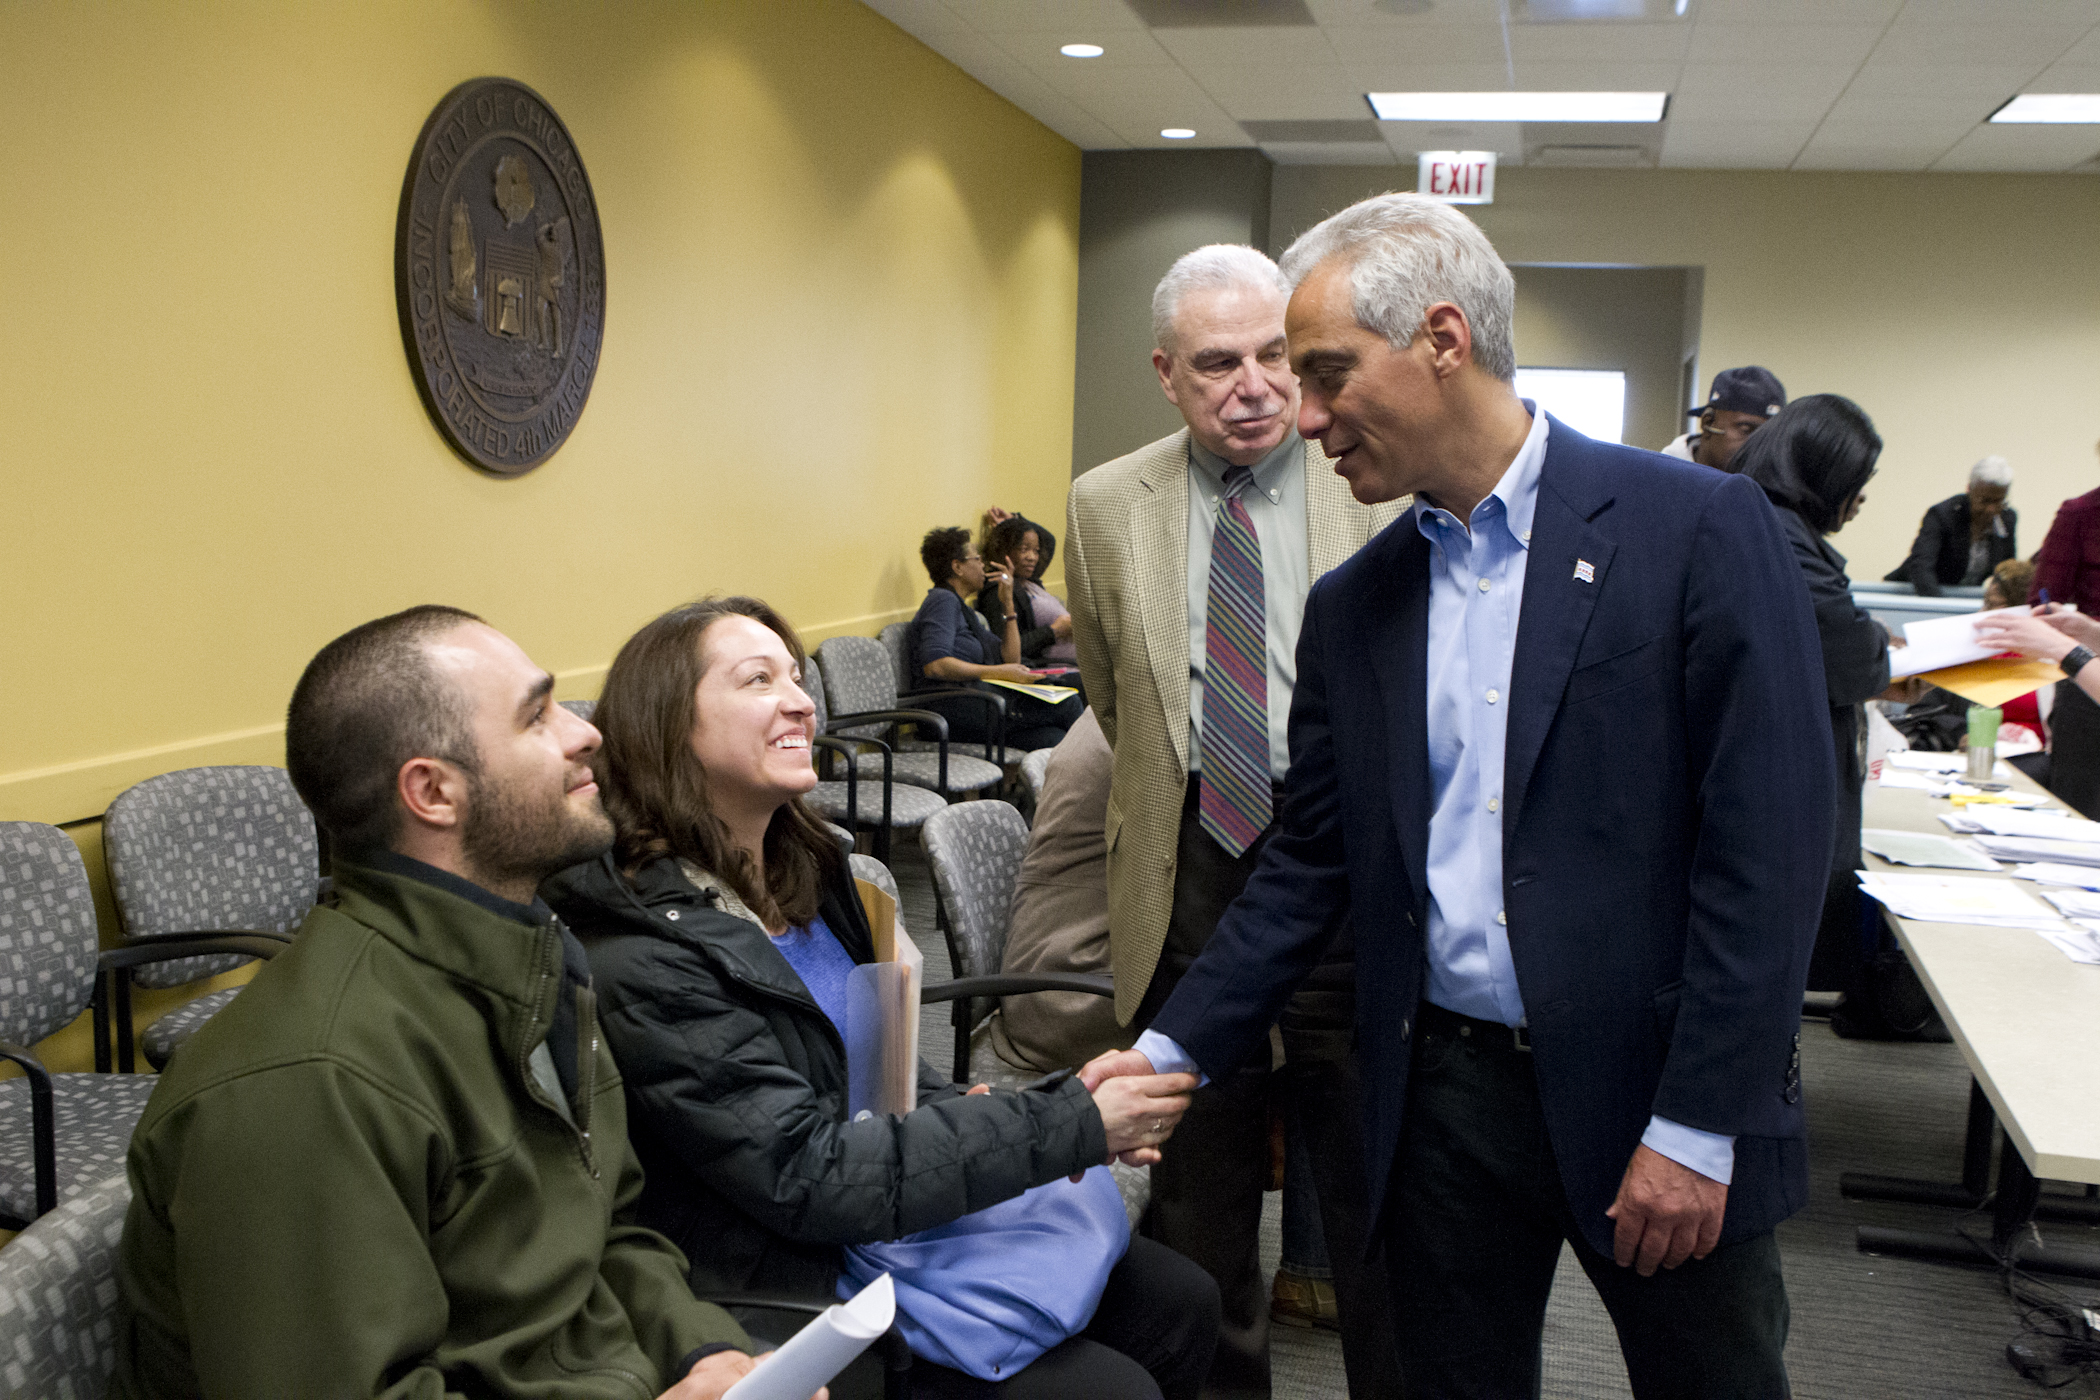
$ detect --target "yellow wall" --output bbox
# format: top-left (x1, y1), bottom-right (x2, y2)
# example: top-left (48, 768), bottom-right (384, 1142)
top-left (1512, 266), bottom-right (1692, 460)
top-left (1273, 166), bottom-right (2100, 578)
top-left (2, 0), bottom-right (1080, 830)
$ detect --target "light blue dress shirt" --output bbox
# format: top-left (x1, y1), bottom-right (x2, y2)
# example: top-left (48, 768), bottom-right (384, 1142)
top-left (1141, 407), bottom-right (1734, 1186)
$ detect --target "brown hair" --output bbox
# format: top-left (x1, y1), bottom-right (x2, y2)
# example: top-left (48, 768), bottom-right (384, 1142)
top-left (1992, 557), bottom-right (2037, 606)
top-left (286, 604), bottom-right (483, 855)
top-left (593, 597), bottom-right (842, 928)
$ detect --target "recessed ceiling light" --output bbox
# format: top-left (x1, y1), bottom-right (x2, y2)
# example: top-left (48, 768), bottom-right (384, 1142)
top-left (1060, 43), bottom-right (1104, 58)
top-left (1161, 128), bottom-right (1196, 139)
top-left (1991, 93), bottom-right (2100, 123)
top-left (1367, 91), bottom-right (1668, 122)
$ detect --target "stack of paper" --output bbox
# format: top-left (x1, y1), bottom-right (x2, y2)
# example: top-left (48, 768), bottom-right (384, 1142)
top-left (1857, 871), bottom-right (2061, 927)
top-left (2038, 923), bottom-right (2100, 966)
top-left (1963, 809), bottom-right (2100, 841)
top-left (1860, 829), bottom-right (2002, 871)
top-left (1885, 751), bottom-right (1967, 772)
top-left (1972, 835), bottom-right (2100, 868)
top-left (2009, 862), bottom-right (2100, 890)
top-left (2043, 888), bottom-right (2100, 920)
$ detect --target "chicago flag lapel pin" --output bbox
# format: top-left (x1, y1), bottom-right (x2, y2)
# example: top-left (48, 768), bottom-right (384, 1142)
top-left (1573, 559), bottom-right (1596, 584)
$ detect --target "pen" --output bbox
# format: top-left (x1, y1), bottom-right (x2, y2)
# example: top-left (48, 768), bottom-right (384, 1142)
top-left (2039, 589), bottom-right (2051, 606)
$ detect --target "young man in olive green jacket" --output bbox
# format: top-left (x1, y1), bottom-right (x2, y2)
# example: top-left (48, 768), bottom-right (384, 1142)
top-left (114, 607), bottom-right (774, 1400)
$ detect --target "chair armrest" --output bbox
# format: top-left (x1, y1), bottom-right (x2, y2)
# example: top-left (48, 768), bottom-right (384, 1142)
top-left (904, 688), bottom-right (1009, 766)
top-left (809, 736), bottom-right (862, 827)
top-left (922, 973), bottom-right (1116, 1002)
top-left (0, 1039), bottom-right (56, 1221)
top-left (826, 707), bottom-right (949, 740)
top-left (100, 933), bottom-right (292, 972)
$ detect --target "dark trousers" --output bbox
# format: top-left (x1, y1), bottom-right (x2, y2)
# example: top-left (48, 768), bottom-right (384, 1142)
top-left (908, 1234), bottom-right (1221, 1400)
top-left (1137, 778), bottom-right (1401, 1400)
top-left (1389, 1004), bottom-right (1792, 1400)
top-left (919, 684), bottom-right (1083, 754)
top-left (2049, 680), bottom-right (2100, 819)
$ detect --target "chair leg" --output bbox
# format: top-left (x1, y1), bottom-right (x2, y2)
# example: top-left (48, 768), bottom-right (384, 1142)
top-left (116, 969), bottom-right (137, 1074)
top-left (91, 972), bottom-right (112, 1075)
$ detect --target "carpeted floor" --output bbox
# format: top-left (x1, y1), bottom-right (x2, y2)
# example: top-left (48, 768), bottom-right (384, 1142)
top-left (882, 829), bottom-right (2099, 1399)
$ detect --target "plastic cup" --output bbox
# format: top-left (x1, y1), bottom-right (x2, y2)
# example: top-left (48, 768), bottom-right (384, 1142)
top-left (1966, 706), bottom-right (2002, 781)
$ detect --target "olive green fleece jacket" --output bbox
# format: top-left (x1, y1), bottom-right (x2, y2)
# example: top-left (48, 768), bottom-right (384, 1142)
top-left (113, 859), bottom-right (750, 1400)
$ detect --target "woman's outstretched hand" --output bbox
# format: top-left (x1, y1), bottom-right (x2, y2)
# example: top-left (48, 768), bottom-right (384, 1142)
top-left (1089, 1067), bottom-right (1196, 1167)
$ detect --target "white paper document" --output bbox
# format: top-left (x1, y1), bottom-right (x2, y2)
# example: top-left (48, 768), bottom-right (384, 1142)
top-left (1860, 829), bottom-right (2003, 871)
top-left (1886, 750), bottom-right (1969, 772)
top-left (2043, 888), bottom-right (2100, 920)
top-left (721, 1273), bottom-right (895, 1400)
top-left (2037, 923), bottom-right (2100, 966)
top-left (1972, 835), bottom-right (2100, 869)
top-left (2009, 863), bottom-right (2100, 890)
top-left (1960, 809), bottom-right (2100, 841)
top-left (1858, 871), bottom-right (2062, 927)
top-left (1889, 606), bottom-right (2029, 679)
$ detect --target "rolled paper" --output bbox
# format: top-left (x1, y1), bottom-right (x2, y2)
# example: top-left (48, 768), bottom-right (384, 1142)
top-left (721, 1273), bottom-right (896, 1400)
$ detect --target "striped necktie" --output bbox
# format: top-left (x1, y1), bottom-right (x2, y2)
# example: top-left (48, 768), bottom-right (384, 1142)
top-left (1200, 465), bottom-right (1272, 857)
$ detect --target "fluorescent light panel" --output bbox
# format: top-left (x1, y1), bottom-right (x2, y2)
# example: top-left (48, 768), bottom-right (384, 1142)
top-left (1368, 91), bottom-right (1667, 123)
top-left (1060, 43), bottom-right (1103, 58)
top-left (1991, 94), bottom-right (2100, 124)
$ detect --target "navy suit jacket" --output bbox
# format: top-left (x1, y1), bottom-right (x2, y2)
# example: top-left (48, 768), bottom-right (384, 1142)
top-left (1152, 418), bottom-right (1837, 1258)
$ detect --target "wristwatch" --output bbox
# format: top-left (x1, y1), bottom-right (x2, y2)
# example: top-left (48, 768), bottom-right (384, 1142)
top-left (2062, 645), bottom-right (2094, 679)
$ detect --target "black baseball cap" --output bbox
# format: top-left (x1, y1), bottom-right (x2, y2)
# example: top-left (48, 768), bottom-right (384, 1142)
top-left (1689, 365), bottom-right (1786, 419)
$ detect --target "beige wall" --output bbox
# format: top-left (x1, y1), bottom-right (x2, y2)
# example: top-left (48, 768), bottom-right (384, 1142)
top-left (2, 0), bottom-right (1080, 830)
top-left (1273, 166), bottom-right (2100, 575)
top-left (1511, 266), bottom-right (1691, 457)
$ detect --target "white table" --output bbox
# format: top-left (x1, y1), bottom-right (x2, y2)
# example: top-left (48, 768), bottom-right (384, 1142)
top-left (1846, 775), bottom-right (2100, 1276)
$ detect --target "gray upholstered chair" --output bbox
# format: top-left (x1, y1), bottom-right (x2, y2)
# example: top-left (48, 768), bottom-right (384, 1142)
top-left (816, 636), bottom-right (1005, 797)
top-left (558, 698), bottom-right (595, 721)
top-left (0, 824), bottom-right (280, 1228)
top-left (800, 656), bottom-right (943, 863)
top-left (877, 622), bottom-right (1015, 772)
top-left (102, 766), bottom-right (317, 1071)
top-left (1019, 747), bottom-right (1054, 814)
top-left (0, 1170), bottom-right (130, 1395)
top-left (916, 805), bottom-right (1148, 1226)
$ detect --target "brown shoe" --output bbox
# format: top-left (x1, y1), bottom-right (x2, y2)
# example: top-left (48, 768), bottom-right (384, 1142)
top-left (1270, 1267), bottom-right (1340, 1332)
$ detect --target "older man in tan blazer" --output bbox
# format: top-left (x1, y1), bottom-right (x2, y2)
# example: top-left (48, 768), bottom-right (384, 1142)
top-left (1066, 245), bottom-right (1403, 1399)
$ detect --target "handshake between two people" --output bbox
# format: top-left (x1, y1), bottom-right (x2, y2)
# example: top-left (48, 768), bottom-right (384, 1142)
top-left (1062, 1048), bottom-right (1194, 1181)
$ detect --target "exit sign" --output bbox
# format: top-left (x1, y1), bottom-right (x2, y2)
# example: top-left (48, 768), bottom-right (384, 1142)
top-left (1417, 151), bottom-right (1496, 204)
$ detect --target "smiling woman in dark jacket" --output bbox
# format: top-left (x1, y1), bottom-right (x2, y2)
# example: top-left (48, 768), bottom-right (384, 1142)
top-left (544, 597), bottom-right (1218, 1400)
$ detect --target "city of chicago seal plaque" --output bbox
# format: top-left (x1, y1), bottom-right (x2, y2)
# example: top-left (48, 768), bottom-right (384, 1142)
top-left (395, 78), bottom-right (605, 476)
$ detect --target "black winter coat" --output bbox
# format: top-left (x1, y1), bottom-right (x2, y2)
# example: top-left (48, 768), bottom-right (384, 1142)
top-left (542, 851), bottom-right (1109, 1303)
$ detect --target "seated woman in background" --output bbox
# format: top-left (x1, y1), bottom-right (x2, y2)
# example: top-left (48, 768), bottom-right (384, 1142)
top-left (975, 515), bottom-right (1078, 671)
top-left (545, 597), bottom-right (1218, 1400)
top-left (912, 526), bottom-right (1083, 752)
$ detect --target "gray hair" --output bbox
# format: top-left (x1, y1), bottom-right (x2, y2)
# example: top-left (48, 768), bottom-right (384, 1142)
top-left (1151, 245), bottom-right (1290, 356)
top-left (1277, 192), bottom-right (1517, 383)
top-left (1970, 455), bottom-right (2013, 489)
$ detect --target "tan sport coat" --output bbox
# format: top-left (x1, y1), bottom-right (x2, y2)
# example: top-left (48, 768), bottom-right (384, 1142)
top-left (1065, 429), bottom-right (1404, 1024)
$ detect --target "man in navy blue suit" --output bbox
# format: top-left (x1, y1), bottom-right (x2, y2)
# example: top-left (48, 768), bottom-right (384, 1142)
top-left (1085, 193), bottom-right (1834, 1397)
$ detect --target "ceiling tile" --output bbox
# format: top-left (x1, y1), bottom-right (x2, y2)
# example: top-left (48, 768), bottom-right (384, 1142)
top-left (1504, 61), bottom-right (1688, 90)
top-left (1674, 63), bottom-right (1857, 99)
top-left (1506, 21), bottom-right (1692, 64)
top-left (944, 0), bottom-right (1149, 34)
top-left (2025, 60), bottom-right (2100, 88)
top-left (1665, 87), bottom-right (1843, 122)
top-left (1682, 23), bottom-right (1886, 68)
top-left (1262, 141), bottom-right (1404, 165)
top-left (1842, 62), bottom-right (2044, 98)
top-left (857, 0), bottom-right (971, 37)
top-left (1894, 0), bottom-right (2100, 24)
top-left (1150, 25), bottom-right (1342, 67)
top-left (1302, 0), bottom-right (1517, 26)
top-left (1821, 93), bottom-right (2004, 125)
top-left (1195, 65), bottom-right (1376, 121)
top-left (915, 30), bottom-right (1023, 73)
top-left (1810, 114), bottom-right (1982, 144)
top-left (1320, 23), bottom-right (1515, 66)
top-left (1931, 122), bottom-right (2100, 170)
top-left (963, 61), bottom-right (1128, 146)
top-left (1342, 61), bottom-right (1524, 92)
top-left (1692, 0), bottom-right (1901, 21)
top-left (1791, 124), bottom-right (1966, 169)
top-left (989, 28), bottom-right (1180, 71)
top-left (2052, 28), bottom-right (2100, 63)
top-left (1659, 119), bottom-right (1818, 167)
top-left (1868, 24), bottom-right (2090, 68)
top-left (1375, 119), bottom-right (1527, 158)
